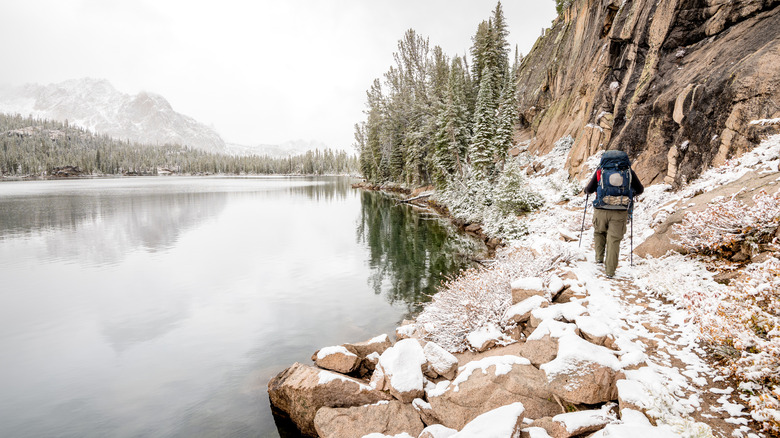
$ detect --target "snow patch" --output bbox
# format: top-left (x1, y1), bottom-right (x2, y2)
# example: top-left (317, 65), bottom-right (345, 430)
top-left (541, 334), bottom-right (621, 378)
top-left (377, 338), bottom-right (426, 393)
top-left (451, 402), bottom-right (525, 438)
top-left (452, 355), bottom-right (530, 391)
top-left (316, 345), bottom-right (357, 361)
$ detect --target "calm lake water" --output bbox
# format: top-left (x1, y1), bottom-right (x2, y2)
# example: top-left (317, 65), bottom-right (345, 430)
top-left (0, 176), bottom-right (478, 438)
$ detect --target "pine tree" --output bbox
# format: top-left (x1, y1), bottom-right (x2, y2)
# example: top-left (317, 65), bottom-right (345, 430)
top-left (432, 56), bottom-right (470, 186)
top-left (491, 1), bottom-right (510, 89)
top-left (493, 67), bottom-right (518, 172)
top-left (470, 67), bottom-right (497, 179)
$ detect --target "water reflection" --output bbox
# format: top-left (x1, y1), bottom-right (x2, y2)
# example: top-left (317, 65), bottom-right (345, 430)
top-left (286, 176), bottom-right (353, 202)
top-left (0, 177), bottom-right (480, 438)
top-left (0, 190), bottom-right (228, 266)
top-left (357, 191), bottom-right (480, 314)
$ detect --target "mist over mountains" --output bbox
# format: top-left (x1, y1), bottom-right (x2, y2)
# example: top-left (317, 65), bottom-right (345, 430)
top-left (0, 78), bottom-right (227, 152)
top-left (0, 78), bottom-right (340, 157)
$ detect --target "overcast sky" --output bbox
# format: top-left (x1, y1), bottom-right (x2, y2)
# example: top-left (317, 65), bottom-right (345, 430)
top-left (0, 0), bottom-right (557, 149)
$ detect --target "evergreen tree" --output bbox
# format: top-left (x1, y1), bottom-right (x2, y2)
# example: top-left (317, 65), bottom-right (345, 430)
top-left (491, 1), bottom-right (510, 88)
top-left (493, 67), bottom-right (518, 172)
top-left (431, 55), bottom-right (470, 186)
top-left (469, 67), bottom-right (497, 179)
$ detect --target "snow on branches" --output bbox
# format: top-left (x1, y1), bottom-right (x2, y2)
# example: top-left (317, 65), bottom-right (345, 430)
top-left (416, 243), bottom-right (575, 352)
top-left (674, 191), bottom-right (780, 257)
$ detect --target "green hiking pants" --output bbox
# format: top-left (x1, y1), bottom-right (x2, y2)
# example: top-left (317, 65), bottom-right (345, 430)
top-left (593, 208), bottom-right (628, 276)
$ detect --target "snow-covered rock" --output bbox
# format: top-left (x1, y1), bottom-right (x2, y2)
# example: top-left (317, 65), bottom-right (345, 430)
top-left (527, 319), bottom-right (579, 340)
top-left (530, 301), bottom-right (587, 327)
top-left (344, 334), bottom-right (392, 358)
top-left (312, 345), bottom-right (361, 374)
top-left (423, 341), bottom-right (459, 380)
top-left (574, 316), bottom-right (614, 348)
top-left (547, 275), bottom-right (565, 296)
top-left (511, 277), bottom-right (547, 304)
top-left (374, 339), bottom-right (427, 403)
top-left (541, 334), bottom-right (623, 404)
top-left (588, 422), bottom-right (679, 438)
top-left (503, 295), bottom-right (550, 325)
top-left (616, 379), bottom-right (651, 413)
top-left (466, 323), bottom-right (505, 352)
top-left (419, 424), bottom-right (458, 438)
top-left (522, 427), bottom-right (553, 438)
top-left (267, 362), bottom-right (391, 436)
top-left (395, 324), bottom-right (418, 341)
top-left (412, 398), bottom-right (440, 427)
top-left (313, 400), bottom-right (423, 438)
top-left (451, 402), bottom-right (526, 438)
top-left (550, 404), bottom-right (616, 437)
top-left (429, 356), bottom-right (559, 430)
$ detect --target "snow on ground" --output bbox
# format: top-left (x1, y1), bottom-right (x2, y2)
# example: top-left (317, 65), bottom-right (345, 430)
top-left (513, 136), bottom-right (779, 435)
top-left (410, 135), bottom-right (780, 436)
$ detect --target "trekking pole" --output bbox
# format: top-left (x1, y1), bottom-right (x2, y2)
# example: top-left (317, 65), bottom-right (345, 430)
top-left (579, 193), bottom-right (589, 248)
top-left (629, 202), bottom-right (634, 267)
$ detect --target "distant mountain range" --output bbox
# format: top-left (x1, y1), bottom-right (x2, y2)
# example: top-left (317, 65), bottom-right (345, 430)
top-left (0, 78), bottom-right (228, 153)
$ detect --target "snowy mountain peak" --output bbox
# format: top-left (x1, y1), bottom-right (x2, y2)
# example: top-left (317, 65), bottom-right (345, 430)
top-left (0, 78), bottom-right (225, 152)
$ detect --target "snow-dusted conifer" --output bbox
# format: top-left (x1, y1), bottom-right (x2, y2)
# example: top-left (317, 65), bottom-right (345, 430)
top-left (432, 56), bottom-right (471, 186)
top-left (492, 68), bottom-right (518, 172)
top-left (470, 67), bottom-right (497, 179)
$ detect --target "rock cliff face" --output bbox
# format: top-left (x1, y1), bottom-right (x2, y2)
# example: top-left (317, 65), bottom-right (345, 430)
top-left (515, 0), bottom-right (780, 185)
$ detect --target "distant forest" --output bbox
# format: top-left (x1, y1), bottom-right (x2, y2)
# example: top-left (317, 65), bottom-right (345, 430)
top-left (355, 1), bottom-right (521, 188)
top-left (0, 113), bottom-right (358, 177)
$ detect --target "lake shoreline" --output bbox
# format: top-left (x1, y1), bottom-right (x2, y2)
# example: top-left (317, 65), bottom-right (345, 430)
top-left (351, 181), bottom-right (502, 259)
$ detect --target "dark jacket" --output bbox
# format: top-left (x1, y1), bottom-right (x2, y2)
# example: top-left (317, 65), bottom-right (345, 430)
top-left (583, 169), bottom-right (644, 197)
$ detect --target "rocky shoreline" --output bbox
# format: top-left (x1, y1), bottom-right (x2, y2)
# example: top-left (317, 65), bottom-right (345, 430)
top-left (266, 263), bottom-right (672, 438)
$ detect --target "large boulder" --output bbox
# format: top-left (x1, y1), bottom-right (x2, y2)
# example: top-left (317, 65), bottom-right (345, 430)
top-left (267, 362), bottom-right (391, 436)
top-left (372, 338), bottom-right (427, 403)
top-left (423, 341), bottom-right (459, 380)
top-left (428, 355), bottom-right (560, 430)
top-left (451, 402), bottom-right (526, 438)
top-left (344, 334), bottom-right (392, 358)
top-left (312, 346), bottom-right (360, 374)
top-left (313, 400), bottom-right (424, 438)
top-left (517, 334), bottom-right (559, 367)
top-left (540, 334), bottom-right (623, 405)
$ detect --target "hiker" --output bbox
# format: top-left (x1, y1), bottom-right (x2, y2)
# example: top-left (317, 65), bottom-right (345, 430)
top-left (583, 150), bottom-right (644, 278)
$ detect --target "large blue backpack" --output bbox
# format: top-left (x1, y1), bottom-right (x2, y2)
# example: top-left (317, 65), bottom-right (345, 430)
top-left (593, 150), bottom-right (633, 210)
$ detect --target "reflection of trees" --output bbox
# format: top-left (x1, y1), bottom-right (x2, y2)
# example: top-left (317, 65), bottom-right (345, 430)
top-left (357, 191), bottom-right (479, 314)
top-left (285, 176), bottom-right (354, 202)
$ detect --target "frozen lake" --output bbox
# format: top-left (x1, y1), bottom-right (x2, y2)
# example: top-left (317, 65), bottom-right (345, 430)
top-left (0, 176), bottom-right (477, 437)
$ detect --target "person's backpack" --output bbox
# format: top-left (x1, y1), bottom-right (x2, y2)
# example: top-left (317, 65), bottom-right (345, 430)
top-left (593, 150), bottom-right (633, 210)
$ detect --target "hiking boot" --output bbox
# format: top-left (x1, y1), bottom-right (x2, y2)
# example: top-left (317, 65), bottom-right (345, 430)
top-left (605, 272), bottom-right (615, 278)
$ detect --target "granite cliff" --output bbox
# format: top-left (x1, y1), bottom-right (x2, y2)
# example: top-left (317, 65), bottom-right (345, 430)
top-left (515, 0), bottom-right (780, 186)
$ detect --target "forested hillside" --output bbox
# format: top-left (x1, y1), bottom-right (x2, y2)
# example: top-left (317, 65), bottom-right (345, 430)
top-left (0, 113), bottom-right (357, 177)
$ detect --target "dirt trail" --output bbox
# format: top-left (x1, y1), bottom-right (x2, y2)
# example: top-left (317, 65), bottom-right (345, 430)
top-left (600, 256), bottom-right (764, 436)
